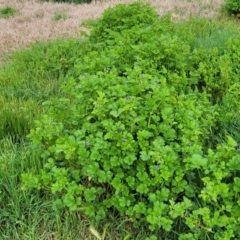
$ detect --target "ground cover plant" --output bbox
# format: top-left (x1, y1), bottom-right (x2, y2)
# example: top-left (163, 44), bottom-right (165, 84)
top-left (222, 0), bottom-right (240, 15)
top-left (18, 1), bottom-right (240, 239)
top-left (0, 6), bottom-right (17, 18)
top-left (1, 0), bottom-right (240, 239)
top-left (0, 37), bottom-right (87, 143)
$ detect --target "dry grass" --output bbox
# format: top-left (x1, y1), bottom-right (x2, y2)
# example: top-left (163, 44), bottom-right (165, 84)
top-left (0, 0), bottom-right (224, 64)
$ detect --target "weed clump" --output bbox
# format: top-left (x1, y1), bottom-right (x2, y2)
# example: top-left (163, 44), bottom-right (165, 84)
top-left (222, 0), bottom-right (240, 15)
top-left (0, 6), bottom-right (17, 18)
top-left (21, 2), bottom-right (240, 239)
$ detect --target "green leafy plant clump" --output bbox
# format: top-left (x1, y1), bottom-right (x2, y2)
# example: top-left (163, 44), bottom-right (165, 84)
top-left (222, 0), bottom-right (240, 15)
top-left (0, 6), bottom-right (17, 19)
top-left (21, 2), bottom-right (240, 239)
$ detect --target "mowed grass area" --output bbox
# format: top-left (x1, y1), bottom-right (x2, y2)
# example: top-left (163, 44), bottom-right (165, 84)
top-left (1, 0), bottom-right (240, 239)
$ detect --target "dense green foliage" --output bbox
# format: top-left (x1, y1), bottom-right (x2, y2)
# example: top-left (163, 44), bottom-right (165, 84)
top-left (222, 0), bottom-right (240, 14)
top-left (0, 1), bottom-right (240, 239)
top-left (19, 2), bottom-right (240, 239)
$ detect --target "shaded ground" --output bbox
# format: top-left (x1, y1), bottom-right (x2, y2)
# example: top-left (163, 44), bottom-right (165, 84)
top-left (0, 0), bottom-right (224, 64)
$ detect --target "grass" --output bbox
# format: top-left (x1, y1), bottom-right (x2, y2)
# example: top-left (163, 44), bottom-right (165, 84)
top-left (0, 38), bottom-right (87, 100)
top-left (54, 12), bottom-right (68, 21)
top-left (0, 6), bottom-right (17, 18)
top-left (175, 15), bottom-right (240, 53)
top-left (0, 137), bottom-right (153, 239)
top-left (0, 0), bottom-right (240, 239)
top-left (0, 140), bottom-right (90, 239)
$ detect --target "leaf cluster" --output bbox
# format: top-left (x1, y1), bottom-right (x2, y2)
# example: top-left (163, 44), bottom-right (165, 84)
top-left (22, 2), bottom-right (240, 238)
top-left (222, 0), bottom-right (240, 15)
